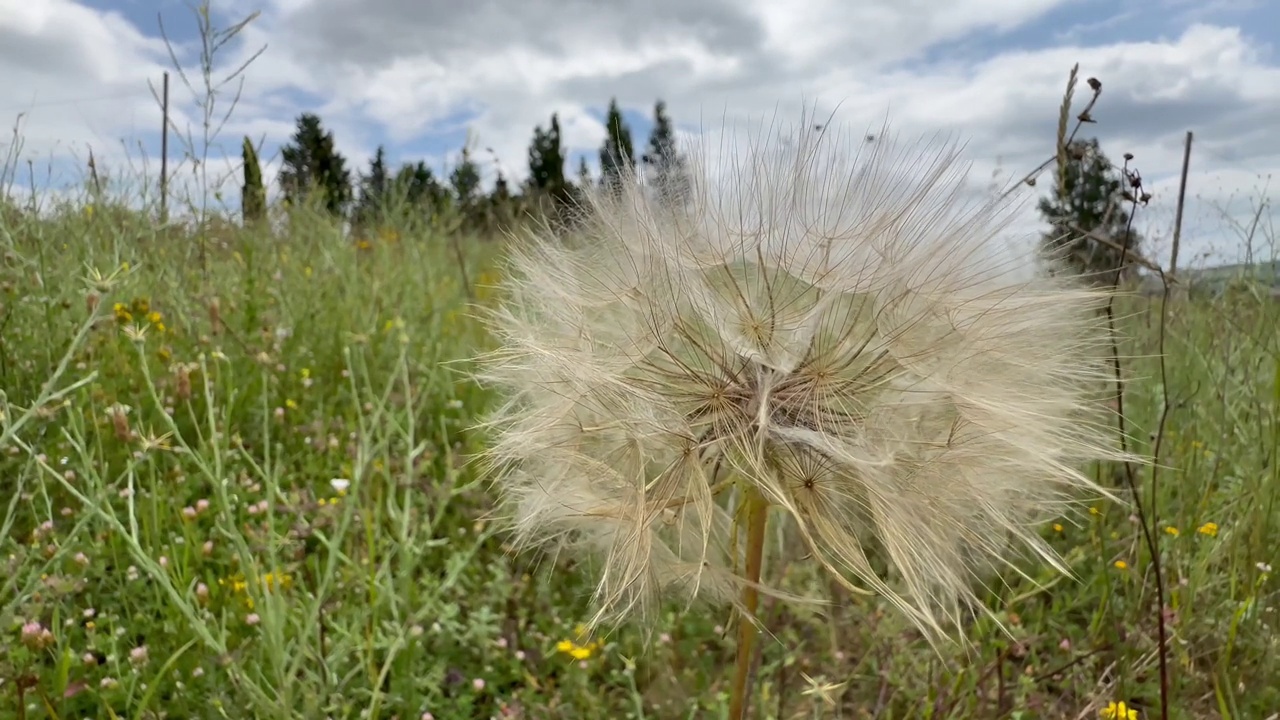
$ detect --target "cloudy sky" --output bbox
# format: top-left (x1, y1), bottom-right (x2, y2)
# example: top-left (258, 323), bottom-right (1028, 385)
top-left (2, 0), bottom-right (1277, 267)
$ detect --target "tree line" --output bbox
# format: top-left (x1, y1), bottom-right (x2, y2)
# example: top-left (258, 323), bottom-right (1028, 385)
top-left (241, 97), bottom-right (1142, 281)
top-left (240, 98), bottom-right (688, 238)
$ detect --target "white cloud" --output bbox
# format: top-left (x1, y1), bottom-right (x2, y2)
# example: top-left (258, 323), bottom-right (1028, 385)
top-left (0, 22), bottom-right (145, 195)
top-left (2, 0), bottom-right (1277, 266)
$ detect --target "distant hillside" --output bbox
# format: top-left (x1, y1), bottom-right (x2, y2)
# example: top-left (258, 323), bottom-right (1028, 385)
top-left (1138, 259), bottom-right (1280, 296)
top-left (1184, 259), bottom-right (1280, 285)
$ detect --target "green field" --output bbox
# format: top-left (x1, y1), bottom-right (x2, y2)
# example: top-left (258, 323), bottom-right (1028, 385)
top-left (1, 189), bottom-right (1277, 720)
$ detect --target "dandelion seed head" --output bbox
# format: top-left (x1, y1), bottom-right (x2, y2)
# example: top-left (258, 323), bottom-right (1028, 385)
top-left (475, 111), bottom-right (1122, 642)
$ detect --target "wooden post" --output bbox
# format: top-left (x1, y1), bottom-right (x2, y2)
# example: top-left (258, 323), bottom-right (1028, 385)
top-left (160, 71), bottom-right (170, 223)
top-left (1169, 131), bottom-right (1193, 283)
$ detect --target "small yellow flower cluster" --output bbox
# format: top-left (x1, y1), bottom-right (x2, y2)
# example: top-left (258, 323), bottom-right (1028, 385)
top-left (555, 624), bottom-right (601, 661)
top-left (218, 571), bottom-right (294, 610)
top-left (1101, 700), bottom-right (1138, 719)
top-left (112, 297), bottom-right (168, 333)
top-left (260, 572), bottom-right (292, 592)
top-left (1198, 522), bottom-right (1219, 538)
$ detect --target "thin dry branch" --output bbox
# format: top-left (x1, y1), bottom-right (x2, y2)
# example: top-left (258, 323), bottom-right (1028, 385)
top-left (1064, 223), bottom-right (1175, 281)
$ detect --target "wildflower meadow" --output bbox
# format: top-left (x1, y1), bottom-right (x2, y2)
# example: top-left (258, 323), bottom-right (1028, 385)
top-left (2, 78), bottom-right (1279, 720)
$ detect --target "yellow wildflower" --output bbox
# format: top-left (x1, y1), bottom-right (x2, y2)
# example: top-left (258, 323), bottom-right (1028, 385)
top-left (569, 645), bottom-right (593, 660)
top-left (555, 639), bottom-right (598, 661)
top-left (555, 624), bottom-right (602, 661)
top-left (1198, 522), bottom-right (1219, 538)
top-left (1113, 560), bottom-right (1128, 570)
top-left (1164, 526), bottom-right (1179, 537)
top-left (1100, 700), bottom-right (1138, 719)
top-left (261, 572), bottom-right (292, 592)
top-left (113, 303), bottom-right (133, 324)
top-left (220, 571), bottom-right (293, 610)
top-left (221, 575), bottom-right (249, 594)
top-left (1052, 523), bottom-right (1064, 533)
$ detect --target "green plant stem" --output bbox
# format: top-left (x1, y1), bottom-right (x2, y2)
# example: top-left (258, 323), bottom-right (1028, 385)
top-left (729, 488), bottom-right (769, 720)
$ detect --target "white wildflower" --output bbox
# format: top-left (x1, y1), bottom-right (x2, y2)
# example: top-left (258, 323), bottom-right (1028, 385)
top-left (475, 112), bottom-right (1123, 641)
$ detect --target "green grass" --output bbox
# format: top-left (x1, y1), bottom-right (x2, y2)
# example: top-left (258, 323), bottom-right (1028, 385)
top-left (0, 192), bottom-right (1277, 720)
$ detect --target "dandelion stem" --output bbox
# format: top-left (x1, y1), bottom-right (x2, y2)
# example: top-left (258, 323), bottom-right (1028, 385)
top-left (729, 487), bottom-right (769, 720)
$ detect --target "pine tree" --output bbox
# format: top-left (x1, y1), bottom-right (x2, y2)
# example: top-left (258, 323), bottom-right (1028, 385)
top-left (240, 136), bottom-right (266, 225)
top-left (278, 113), bottom-right (353, 217)
top-left (451, 147), bottom-right (482, 208)
top-left (492, 172), bottom-right (512, 206)
top-left (1038, 138), bottom-right (1142, 282)
top-left (354, 145), bottom-right (390, 228)
top-left (643, 99), bottom-right (691, 207)
top-left (599, 98), bottom-right (635, 195)
top-left (393, 161), bottom-right (449, 214)
top-left (527, 114), bottom-right (571, 210)
top-left (488, 170), bottom-right (516, 231)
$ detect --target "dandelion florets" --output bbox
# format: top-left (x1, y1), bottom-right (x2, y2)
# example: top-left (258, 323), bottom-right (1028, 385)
top-left (476, 113), bottom-right (1122, 641)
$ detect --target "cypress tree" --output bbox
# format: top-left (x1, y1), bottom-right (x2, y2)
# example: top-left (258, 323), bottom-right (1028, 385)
top-left (643, 99), bottom-right (691, 207)
top-left (599, 98), bottom-right (635, 196)
top-left (241, 136), bottom-right (266, 225)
